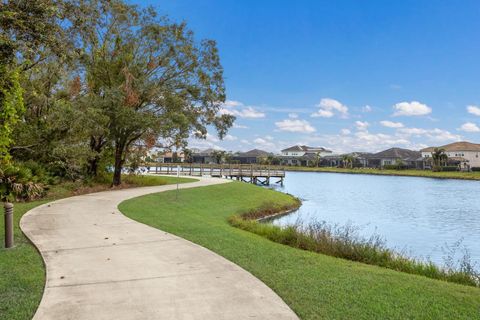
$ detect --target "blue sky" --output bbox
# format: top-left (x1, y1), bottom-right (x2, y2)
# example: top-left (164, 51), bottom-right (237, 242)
top-left (136, 0), bottom-right (480, 153)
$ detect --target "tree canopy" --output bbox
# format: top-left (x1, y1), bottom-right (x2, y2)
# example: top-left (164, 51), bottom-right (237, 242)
top-left (1, 0), bottom-right (234, 187)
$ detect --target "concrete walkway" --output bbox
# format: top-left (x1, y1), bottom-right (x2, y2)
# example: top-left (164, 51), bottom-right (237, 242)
top-left (21, 177), bottom-right (298, 320)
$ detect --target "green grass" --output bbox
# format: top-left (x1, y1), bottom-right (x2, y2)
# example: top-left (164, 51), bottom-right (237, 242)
top-left (285, 166), bottom-right (480, 180)
top-left (119, 182), bottom-right (480, 320)
top-left (0, 174), bottom-right (194, 320)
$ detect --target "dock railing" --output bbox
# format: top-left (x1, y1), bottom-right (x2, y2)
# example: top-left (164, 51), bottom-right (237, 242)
top-left (143, 163), bottom-right (285, 185)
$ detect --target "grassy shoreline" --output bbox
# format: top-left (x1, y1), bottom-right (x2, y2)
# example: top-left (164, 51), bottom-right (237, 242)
top-left (284, 166), bottom-right (480, 180)
top-left (0, 174), bottom-right (195, 320)
top-left (120, 182), bottom-right (480, 319)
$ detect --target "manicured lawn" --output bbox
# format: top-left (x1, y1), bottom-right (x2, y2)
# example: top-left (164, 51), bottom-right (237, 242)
top-left (0, 175), bottom-right (194, 320)
top-left (286, 166), bottom-right (480, 180)
top-left (120, 182), bottom-right (480, 320)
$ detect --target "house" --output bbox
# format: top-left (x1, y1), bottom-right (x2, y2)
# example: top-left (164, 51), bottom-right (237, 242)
top-left (158, 151), bottom-right (185, 163)
top-left (146, 149), bottom-right (185, 163)
top-left (192, 148), bottom-right (217, 164)
top-left (321, 152), bottom-right (372, 168)
top-left (366, 148), bottom-right (423, 169)
top-left (279, 145), bottom-right (332, 166)
top-left (421, 141), bottom-right (480, 170)
top-left (232, 149), bottom-right (272, 164)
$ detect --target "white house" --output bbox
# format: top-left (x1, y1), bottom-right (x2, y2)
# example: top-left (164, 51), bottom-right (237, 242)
top-left (279, 145), bottom-right (332, 166)
top-left (421, 141), bottom-right (480, 169)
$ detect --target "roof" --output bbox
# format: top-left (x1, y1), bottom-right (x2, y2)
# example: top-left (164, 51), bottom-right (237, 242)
top-left (369, 148), bottom-right (421, 159)
top-left (235, 149), bottom-right (271, 157)
top-left (281, 145), bottom-right (332, 153)
top-left (421, 141), bottom-right (480, 152)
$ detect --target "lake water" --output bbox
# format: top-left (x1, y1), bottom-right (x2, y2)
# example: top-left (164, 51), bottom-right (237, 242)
top-left (270, 171), bottom-right (480, 266)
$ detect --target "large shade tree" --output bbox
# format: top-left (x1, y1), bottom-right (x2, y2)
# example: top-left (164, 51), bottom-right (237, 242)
top-left (69, 0), bottom-right (234, 185)
top-left (1, 0), bottom-right (70, 162)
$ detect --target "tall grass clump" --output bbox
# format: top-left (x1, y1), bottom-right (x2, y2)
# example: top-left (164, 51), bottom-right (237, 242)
top-left (229, 203), bottom-right (480, 287)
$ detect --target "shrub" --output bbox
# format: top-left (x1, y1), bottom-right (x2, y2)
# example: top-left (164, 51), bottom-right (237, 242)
top-left (0, 163), bottom-right (45, 201)
top-left (471, 167), bottom-right (480, 172)
top-left (441, 166), bottom-right (459, 172)
top-left (383, 164), bottom-right (408, 170)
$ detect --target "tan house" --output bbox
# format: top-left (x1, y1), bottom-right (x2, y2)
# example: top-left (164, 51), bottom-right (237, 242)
top-left (421, 141), bottom-right (480, 170)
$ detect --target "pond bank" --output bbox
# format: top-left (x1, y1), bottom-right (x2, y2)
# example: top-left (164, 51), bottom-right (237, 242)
top-left (285, 166), bottom-right (480, 180)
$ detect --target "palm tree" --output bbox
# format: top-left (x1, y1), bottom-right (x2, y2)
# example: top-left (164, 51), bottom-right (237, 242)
top-left (432, 148), bottom-right (448, 167)
top-left (342, 155), bottom-right (354, 169)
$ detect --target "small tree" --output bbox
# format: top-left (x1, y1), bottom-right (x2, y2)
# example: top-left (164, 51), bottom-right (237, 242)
top-left (212, 150), bottom-right (226, 164)
top-left (431, 148), bottom-right (448, 170)
top-left (342, 155), bottom-right (354, 169)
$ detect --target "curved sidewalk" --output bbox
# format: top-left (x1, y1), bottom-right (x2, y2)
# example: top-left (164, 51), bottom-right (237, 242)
top-left (21, 177), bottom-right (298, 320)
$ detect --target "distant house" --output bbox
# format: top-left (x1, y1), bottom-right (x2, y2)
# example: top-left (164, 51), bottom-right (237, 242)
top-left (366, 147), bottom-right (422, 169)
top-left (321, 152), bottom-right (372, 167)
top-left (232, 149), bottom-right (271, 164)
top-left (421, 141), bottom-right (480, 170)
top-left (192, 148), bottom-right (217, 164)
top-left (150, 150), bottom-right (185, 163)
top-left (279, 145), bottom-right (332, 166)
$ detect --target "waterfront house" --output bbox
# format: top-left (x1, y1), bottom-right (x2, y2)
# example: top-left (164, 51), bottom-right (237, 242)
top-left (366, 148), bottom-right (423, 169)
top-left (421, 141), bottom-right (480, 170)
top-left (321, 152), bottom-right (372, 167)
top-left (232, 149), bottom-right (272, 164)
top-left (192, 148), bottom-right (217, 164)
top-left (279, 145), bottom-right (332, 166)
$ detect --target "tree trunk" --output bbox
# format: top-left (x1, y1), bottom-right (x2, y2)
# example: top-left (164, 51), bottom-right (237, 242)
top-left (112, 142), bottom-right (125, 186)
top-left (87, 156), bottom-right (100, 177)
top-left (87, 136), bottom-right (106, 177)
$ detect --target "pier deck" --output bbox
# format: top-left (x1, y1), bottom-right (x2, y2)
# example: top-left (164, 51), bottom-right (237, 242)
top-left (146, 163), bottom-right (285, 185)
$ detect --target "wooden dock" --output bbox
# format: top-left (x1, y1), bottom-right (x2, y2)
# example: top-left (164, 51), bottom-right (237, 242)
top-left (145, 163), bottom-right (285, 185)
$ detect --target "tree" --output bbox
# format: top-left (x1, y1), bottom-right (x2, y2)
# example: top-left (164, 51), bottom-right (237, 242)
top-left (342, 154), bottom-right (354, 169)
top-left (432, 148), bottom-right (448, 168)
top-left (70, 1), bottom-right (234, 185)
top-left (0, 0), bottom-right (65, 163)
top-left (0, 65), bottom-right (23, 162)
top-left (212, 150), bottom-right (226, 164)
top-left (183, 148), bottom-right (193, 163)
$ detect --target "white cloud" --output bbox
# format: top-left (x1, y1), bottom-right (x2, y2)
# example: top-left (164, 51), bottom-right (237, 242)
top-left (467, 105), bottom-right (480, 116)
top-left (223, 134), bottom-right (237, 141)
top-left (362, 105), bottom-right (372, 112)
top-left (233, 123), bottom-right (248, 129)
top-left (340, 128), bottom-right (351, 135)
top-left (398, 127), bottom-right (427, 136)
top-left (223, 100), bottom-right (243, 107)
top-left (398, 127), bottom-right (461, 142)
top-left (311, 98), bottom-right (349, 118)
top-left (458, 122), bottom-right (480, 133)
top-left (355, 121), bottom-right (369, 131)
top-left (220, 106), bottom-right (265, 119)
top-left (204, 133), bottom-right (220, 142)
top-left (275, 119), bottom-right (316, 133)
top-left (288, 113), bottom-right (299, 119)
top-left (304, 132), bottom-right (417, 153)
top-left (393, 101), bottom-right (432, 116)
top-left (380, 120), bottom-right (404, 128)
top-left (220, 100), bottom-right (266, 119)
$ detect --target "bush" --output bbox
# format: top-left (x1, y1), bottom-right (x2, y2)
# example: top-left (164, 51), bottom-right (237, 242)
top-left (471, 167), bottom-right (480, 172)
top-left (383, 164), bottom-right (407, 170)
top-left (441, 166), bottom-right (459, 172)
top-left (0, 163), bottom-right (45, 201)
